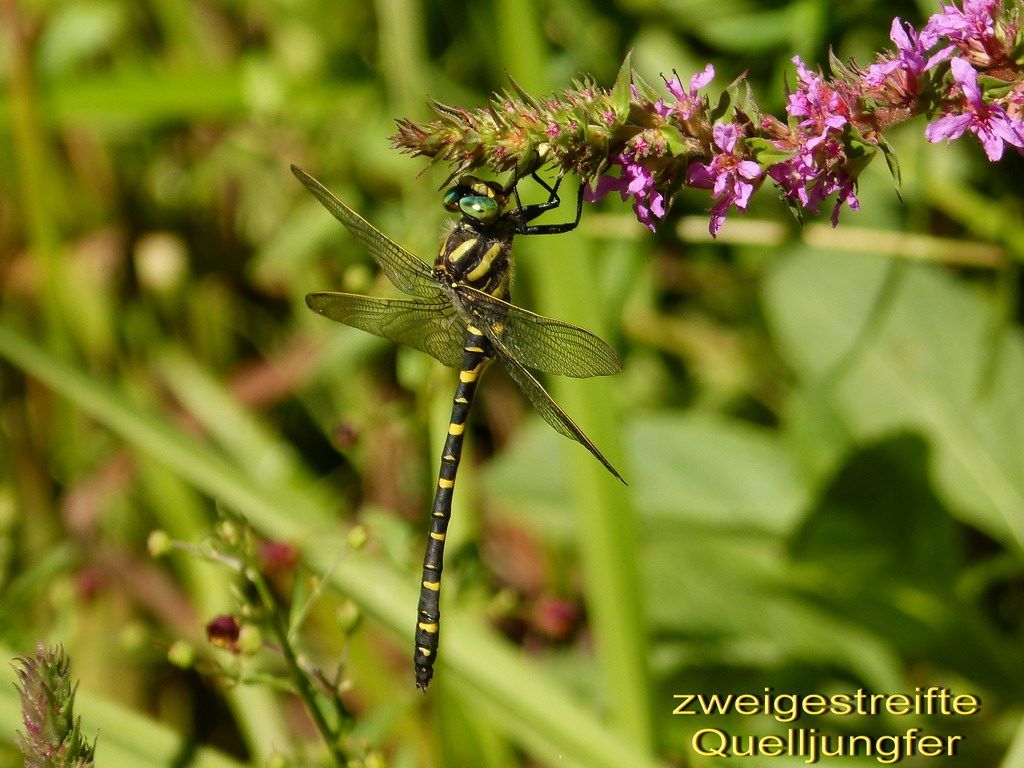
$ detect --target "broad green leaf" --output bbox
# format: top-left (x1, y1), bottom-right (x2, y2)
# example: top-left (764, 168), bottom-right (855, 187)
top-left (627, 412), bottom-right (809, 534)
top-left (764, 249), bottom-right (1024, 550)
top-left (485, 412), bottom-right (810, 536)
top-left (791, 435), bottom-right (1023, 696)
top-left (1003, 715), bottom-right (1024, 768)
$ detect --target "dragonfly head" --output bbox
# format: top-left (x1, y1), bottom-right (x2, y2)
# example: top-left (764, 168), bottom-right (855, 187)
top-left (442, 176), bottom-right (507, 225)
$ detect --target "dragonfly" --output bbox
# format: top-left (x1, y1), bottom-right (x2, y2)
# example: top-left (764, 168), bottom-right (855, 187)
top-left (292, 165), bottom-right (623, 689)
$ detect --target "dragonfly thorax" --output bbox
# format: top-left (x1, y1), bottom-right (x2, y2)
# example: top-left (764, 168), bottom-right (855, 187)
top-left (434, 222), bottom-right (513, 299)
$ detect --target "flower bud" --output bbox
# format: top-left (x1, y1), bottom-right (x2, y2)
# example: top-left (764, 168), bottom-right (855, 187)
top-left (259, 540), bottom-right (299, 574)
top-left (168, 640), bottom-right (196, 669)
top-left (337, 600), bottom-right (362, 634)
top-left (217, 520), bottom-right (240, 545)
top-left (147, 530), bottom-right (173, 558)
top-left (346, 525), bottom-right (368, 550)
top-left (237, 624), bottom-right (263, 655)
top-left (206, 614), bottom-right (241, 652)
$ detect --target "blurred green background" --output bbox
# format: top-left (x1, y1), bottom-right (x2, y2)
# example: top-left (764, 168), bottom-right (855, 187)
top-left (2, 0), bottom-right (1024, 766)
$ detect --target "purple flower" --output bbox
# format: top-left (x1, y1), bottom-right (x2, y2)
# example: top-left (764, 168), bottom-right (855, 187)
top-left (924, 0), bottom-right (999, 44)
top-left (585, 151), bottom-right (667, 231)
top-left (657, 64), bottom-right (715, 120)
top-left (786, 57), bottom-right (849, 146)
top-left (828, 176), bottom-right (861, 227)
top-left (864, 18), bottom-right (951, 87)
top-left (765, 56), bottom-right (864, 227)
top-left (686, 123), bottom-right (764, 236)
top-left (925, 57), bottom-right (1024, 161)
top-left (767, 136), bottom-right (860, 227)
top-left (768, 153), bottom-right (816, 208)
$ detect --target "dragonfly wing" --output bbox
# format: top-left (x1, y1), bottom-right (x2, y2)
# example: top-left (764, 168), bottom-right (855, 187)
top-left (306, 292), bottom-right (465, 369)
top-left (457, 285), bottom-right (621, 378)
top-left (487, 333), bottom-right (625, 483)
top-left (293, 166), bottom-right (442, 299)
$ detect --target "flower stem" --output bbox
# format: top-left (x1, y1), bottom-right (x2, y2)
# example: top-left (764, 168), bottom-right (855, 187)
top-left (250, 570), bottom-right (348, 765)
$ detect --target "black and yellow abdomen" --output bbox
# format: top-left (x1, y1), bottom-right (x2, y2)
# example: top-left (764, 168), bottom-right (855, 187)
top-left (413, 325), bottom-right (492, 688)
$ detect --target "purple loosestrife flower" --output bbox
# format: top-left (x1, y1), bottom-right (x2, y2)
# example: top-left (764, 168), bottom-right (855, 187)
top-left (924, 0), bottom-right (1000, 44)
top-left (766, 57), bottom-right (862, 226)
top-left (864, 18), bottom-right (950, 87)
top-left (925, 57), bottom-right (1024, 160)
top-left (658, 64), bottom-right (715, 120)
top-left (787, 57), bottom-right (850, 146)
top-left (584, 64), bottom-right (718, 231)
top-left (686, 123), bottom-right (764, 236)
top-left (768, 143), bottom-right (861, 226)
top-left (584, 150), bottom-right (667, 231)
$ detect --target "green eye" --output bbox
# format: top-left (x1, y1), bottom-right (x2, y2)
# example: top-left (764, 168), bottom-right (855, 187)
top-left (459, 195), bottom-right (499, 222)
top-left (442, 187), bottom-right (464, 211)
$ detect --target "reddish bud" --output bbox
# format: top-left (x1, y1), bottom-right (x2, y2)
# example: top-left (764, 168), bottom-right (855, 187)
top-left (532, 596), bottom-right (582, 641)
top-left (259, 540), bottom-right (299, 574)
top-left (206, 614), bottom-right (241, 652)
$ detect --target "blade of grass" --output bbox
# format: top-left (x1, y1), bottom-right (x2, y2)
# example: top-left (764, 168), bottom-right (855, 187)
top-left (495, 0), bottom-right (653, 751)
top-left (0, 324), bottom-right (668, 768)
top-left (0, 0), bottom-right (67, 350)
top-left (1002, 713), bottom-right (1024, 768)
top-left (0, 647), bottom-right (244, 768)
top-left (374, 0), bottom-right (428, 118)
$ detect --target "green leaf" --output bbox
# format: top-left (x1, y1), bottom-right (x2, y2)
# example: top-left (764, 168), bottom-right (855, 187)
top-left (747, 136), bottom-right (791, 165)
top-left (658, 125), bottom-right (687, 156)
top-left (878, 137), bottom-right (904, 203)
top-left (709, 88), bottom-right (732, 124)
top-left (611, 50), bottom-right (634, 118)
top-left (504, 71), bottom-right (541, 110)
top-left (486, 412), bottom-right (811, 537)
top-left (629, 67), bottom-right (661, 104)
top-left (764, 249), bottom-right (1024, 551)
top-left (792, 435), bottom-right (1022, 694)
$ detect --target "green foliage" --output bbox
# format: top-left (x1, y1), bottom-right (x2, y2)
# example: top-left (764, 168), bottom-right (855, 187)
top-left (1, 0), bottom-right (1023, 767)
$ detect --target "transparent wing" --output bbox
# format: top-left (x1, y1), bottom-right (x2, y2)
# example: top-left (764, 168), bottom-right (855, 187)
top-left (457, 285), bottom-right (621, 378)
top-left (306, 292), bottom-right (465, 369)
top-left (487, 333), bottom-right (625, 484)
top-left (293, 165), bottom-right (442, 299)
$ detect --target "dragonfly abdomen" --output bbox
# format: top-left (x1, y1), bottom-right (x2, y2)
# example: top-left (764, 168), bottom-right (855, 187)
top-left (414, 325), bottom-right (492, 689)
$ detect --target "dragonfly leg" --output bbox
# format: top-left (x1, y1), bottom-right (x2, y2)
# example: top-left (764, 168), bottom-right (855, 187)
top-left (517, 181), bottom-right (583, 236)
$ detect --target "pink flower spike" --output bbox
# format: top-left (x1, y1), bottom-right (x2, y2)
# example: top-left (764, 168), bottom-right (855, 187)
top-left (951, 57), bottom-right (981, 102)
top-left (786, 56), bottom-right (849, 140)
top-left (584, 151), bottom-right (669, 231)
top-left (663, 77), bottom-right (684, 101)
top-left (712, 122), bottom-right (738, 152)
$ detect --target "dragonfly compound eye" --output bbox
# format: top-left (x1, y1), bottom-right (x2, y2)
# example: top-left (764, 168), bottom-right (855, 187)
top-left (442, 187), bottom-right (465, 212)
top-left (459, 195), bottom-right (499, 223)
